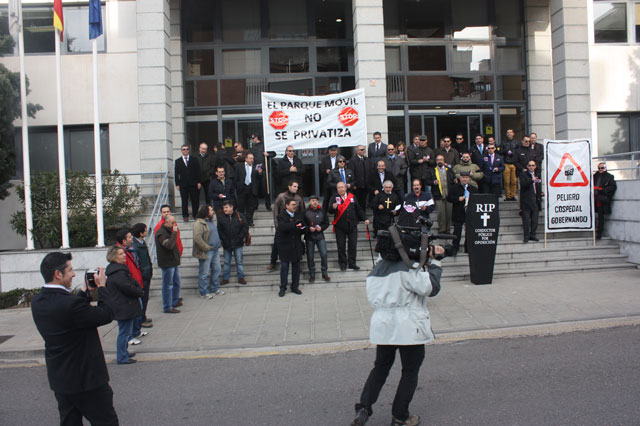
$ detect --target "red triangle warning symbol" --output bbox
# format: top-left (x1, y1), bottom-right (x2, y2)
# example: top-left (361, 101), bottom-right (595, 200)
top-left (549, 153), bottom-right (589, 187)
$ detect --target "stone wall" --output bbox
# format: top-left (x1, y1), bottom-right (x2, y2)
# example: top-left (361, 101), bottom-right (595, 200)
top-left (607, 180), bottom-right (640, 264)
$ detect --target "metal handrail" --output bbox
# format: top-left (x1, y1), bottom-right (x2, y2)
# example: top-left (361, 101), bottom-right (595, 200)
top-left (146, 171), bottom-right (170, 264)
top-left (592, 151), bottom-right (640, 180)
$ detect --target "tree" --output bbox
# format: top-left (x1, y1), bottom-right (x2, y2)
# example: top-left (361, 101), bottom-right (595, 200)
top-left (0, 35), bottom-right (42, 199)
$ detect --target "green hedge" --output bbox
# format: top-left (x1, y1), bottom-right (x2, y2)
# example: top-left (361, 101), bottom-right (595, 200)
top-left (0, 288), bottom-right (41, 310)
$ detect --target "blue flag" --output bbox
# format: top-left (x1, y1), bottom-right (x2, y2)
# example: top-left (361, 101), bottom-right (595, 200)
top-left (89, 0), bottom-right (103, 40)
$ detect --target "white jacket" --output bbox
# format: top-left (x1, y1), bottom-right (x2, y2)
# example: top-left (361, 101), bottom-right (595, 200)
top-left (366, 258), bottom-right (442, 345)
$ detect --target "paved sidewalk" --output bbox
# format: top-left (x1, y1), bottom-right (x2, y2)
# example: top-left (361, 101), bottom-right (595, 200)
top-left (1, 268), bottom-right (639, 361)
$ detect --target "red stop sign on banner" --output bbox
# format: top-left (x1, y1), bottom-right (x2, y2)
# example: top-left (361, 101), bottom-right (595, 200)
top-left (269, 111), bottom-right (289, 130)
top-left (338, 107), bottom-right (359, 126)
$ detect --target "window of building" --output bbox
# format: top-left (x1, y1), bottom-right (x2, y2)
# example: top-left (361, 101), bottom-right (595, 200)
top-left (317, 47), bottom-right (353, 72)
top-left (385, 46), bottom-right (401, 73)
top-left (268, 0), bottom-right (308, 39)
top-left (182, 0), bottom-right (215, 42)
top-left (594, 2), bottom-right (628, 43)
top-left (187, 50), bottom-right (215, 76)
top-left (451, 44), bottom-right (491, 72)
top-left (495, 46), bottom-right (523, 71)
top-left (269, 47), bottom-right (309, 73)
top-left (451, 0), bottom-right (489, 39)
top-left (14, 126), bottom-right (110, 177)
top-left (403, 0), bottom-right (446, 38)
top-left (221, 0), bottom-right (261, 42)
top-left (0, 5), bottom-right (106, 55)
top-left (636, 2), bottom-right (640, 42)
top-left (494, 0), bottom-right (522, 39)
top-left (314, 0), bottom-right (351, 39)
top-left (408, 46), bottom-right (446, 71)
top-left (222, 49), bottom-right (261, 75)
top-left (597, 114), bottom-right (630, 154)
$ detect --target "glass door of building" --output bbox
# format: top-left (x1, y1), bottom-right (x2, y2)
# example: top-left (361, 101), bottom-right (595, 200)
top-left (407, 109), bottom-right (495, 151)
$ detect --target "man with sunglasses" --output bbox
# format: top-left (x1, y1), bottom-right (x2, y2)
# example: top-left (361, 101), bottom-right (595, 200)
top-left (277, 145), bottom-right (304, 193)
top-left (328, 155), bottom-right (354, 195)
top-left (348, 145), bottom-right (370, 211)
top-left (480, 144), bottom-right (505, 197)
top-left (175, 144), bottom-right (201, 222)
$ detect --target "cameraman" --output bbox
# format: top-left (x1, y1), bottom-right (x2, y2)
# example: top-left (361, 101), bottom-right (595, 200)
top-left (31, 252), bottom-right (119, 425)
top-left (351, 234), bottom-right (444, 426)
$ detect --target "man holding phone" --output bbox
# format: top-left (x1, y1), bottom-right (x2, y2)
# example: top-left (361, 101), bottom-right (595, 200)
top-left (31, 252), bottom-right (119, 425)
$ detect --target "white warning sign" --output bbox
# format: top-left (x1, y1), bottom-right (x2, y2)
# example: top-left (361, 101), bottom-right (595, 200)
top-left (544, 139), bottom-right (594, 232)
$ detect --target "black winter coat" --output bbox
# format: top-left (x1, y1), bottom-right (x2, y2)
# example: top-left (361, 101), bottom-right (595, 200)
top-left (209, 178), bottom-right (236, 210)
top-left (519, 171), bottom-right (542, 211)
top-left (594, 171), bottom-right (617, 214)
top-left (303, 206), bottom-right (329, 242)
top-left (447, 183), bottom-right (478, 223)
top-left (218, 211), bottom-right (249, 249)
top-left (132, 238), bottom-right (153, 281)
top-left (105, 263), bottom-right (143, 321)
top-left (371, 191), bottom-right (401, 231)
top-left (347, 155), bottom-right (370, 190)
top-left (277, 211), bottom-right (305, 262)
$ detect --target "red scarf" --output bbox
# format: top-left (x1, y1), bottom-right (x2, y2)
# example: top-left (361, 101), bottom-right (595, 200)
top-left (332, 193), bottom-right (353, 232)
top-left (154, 218), bottom-right (184, 256)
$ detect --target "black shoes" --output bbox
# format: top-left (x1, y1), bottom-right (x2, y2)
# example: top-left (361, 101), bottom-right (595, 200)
top-left (278, 289), bottom-right (285, 297)
top-left (351, 408), bottom-right (369, 426)
top-left (529, 236), bottom-right (539, 242)
top-left (340, 265), bottom-right (347, 271)
top-left (292, 289), bottom-right (302, 295)
top-left (349, 265), bottom-right (360, 271)
top-left (118, 359), bottom-right (137, 365)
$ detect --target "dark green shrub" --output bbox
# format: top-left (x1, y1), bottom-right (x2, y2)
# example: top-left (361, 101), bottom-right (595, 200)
top-left (0, 288), bottom-right (41, 309)
top-left (10, 170), bottom-right (145, 248)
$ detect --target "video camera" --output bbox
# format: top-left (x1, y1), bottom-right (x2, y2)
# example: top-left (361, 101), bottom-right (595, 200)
top-left (377, 216), bottom-right (456, 263)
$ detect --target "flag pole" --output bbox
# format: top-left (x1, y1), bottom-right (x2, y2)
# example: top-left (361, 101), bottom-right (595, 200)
top-left (55, 27), bottom-right (69, 248)
top-left (92, 38), bottom-right (104, 247)
top-left (15, 0), bottom-right (34, 250)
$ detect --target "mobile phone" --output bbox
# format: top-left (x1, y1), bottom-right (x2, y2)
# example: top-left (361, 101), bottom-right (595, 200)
top-left (85, 268), bottom-right (99, 289)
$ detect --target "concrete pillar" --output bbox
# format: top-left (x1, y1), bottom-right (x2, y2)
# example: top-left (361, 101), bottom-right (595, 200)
top-left (352, 0), bottom-right (388, 146)
top-left (136, 0), bottom-right (173, 176)
top-left (550, 0), bottom-right (592, 140)
top-left (525, 0), bottom-right (555, 139)
top-left (169, 0), bottom-right (185, 152)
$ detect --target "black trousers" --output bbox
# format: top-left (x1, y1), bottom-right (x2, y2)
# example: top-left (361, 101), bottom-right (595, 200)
top-left (237, 189), bottom-right (258, 225)
top-left (200, 179), bottom-right (211, 205)
top-left (280, 260), bottom-right (300, 291)
top-left (354, 188), bottom-right (368, 211)
top-left (355, 344), bottom-right (425, 421)
top-left (258, 174), bottom-right (271, 209)
top-left (453, 220), bottom-right (464, 251)
top-left (55, 383), bottom-right (119, 426)
top-left (595, 205), bottom-right (606, 238)
top-left (522, 205), bottom-right (539, 240)
top-left (179, 185), bottom-right (199, 219)
top-left (335, 224), bottom-right (358, 267)
top-left (141, 278), bottom-right (151, 320)
top-left (270, 230), bottom-right (279, 266)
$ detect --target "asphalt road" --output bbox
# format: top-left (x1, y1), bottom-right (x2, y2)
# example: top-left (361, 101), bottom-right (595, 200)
top-left (1, 325), bottom-right (639, 426)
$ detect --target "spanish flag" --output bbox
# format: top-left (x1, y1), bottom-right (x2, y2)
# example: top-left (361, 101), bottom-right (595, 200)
top-left (53, 0), bottom-right (64, 41)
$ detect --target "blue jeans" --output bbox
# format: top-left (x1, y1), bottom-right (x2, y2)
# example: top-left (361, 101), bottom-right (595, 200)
top-left (161, 266), bottom-right (182, 312)
top-left (223, 247), bottom-right (244, 280)
top-left (306, 239), bottom-right (328, 277)
top-left (116, 319), bottom-right (134, 364)
top-left (199, 248), bottom-right (222, 295)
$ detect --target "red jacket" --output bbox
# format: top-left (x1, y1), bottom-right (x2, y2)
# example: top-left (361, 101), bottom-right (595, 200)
top-left (154, 218), bottom-right (183, 256)
top-left (116, 243), bottom-right (144, 288)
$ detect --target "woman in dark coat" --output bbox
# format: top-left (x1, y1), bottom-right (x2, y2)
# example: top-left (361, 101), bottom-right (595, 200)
top-left (276, 198), bottom-right (305, 297)
top-left (106, 245), bottom-right (144, 365)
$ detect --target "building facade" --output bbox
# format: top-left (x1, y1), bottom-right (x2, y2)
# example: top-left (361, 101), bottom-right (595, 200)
top-left (0, 0), bottom-right (638, 249)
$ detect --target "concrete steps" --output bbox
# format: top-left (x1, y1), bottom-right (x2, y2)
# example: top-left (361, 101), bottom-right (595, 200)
top-left (148, 205), bottom-right (636, 294)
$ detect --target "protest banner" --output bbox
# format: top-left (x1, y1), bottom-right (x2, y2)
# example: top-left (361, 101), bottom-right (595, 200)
top-left (261, 89), bottom-right (367, 152)
top-left (544, 139), bottom-right (594, 233)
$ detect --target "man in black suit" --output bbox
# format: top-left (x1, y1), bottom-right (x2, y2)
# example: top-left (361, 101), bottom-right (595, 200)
top-left (327, 155), bottom-right (354, 195)
top-left (470, 134), bottom-right (486, 168)
top-left (593, 162), bottom-right (617, 239)
top-left (329, 182), bottom-right (369, 271)
top-left (347, 145), bottom-right (370, 210)
top-left (320, 145), bottom-right (340, 211)
top-left (209, 165), bottom-right (236, 216)
top-left (175, 144), bottom-right (201, 221)
top-left (277, 145), bottom-right (305, 193)
top-left (196, 142), bottom-right (214, 205)
top-left (31, 252), bottom-right (119, 425)
top-left (250, 134), bottom-right (276, 211)
top-left (368, 160), bottom-right (395, 203)
top-left (235, 152), bottom-right (261, 226)
top-left (367, 131), bottom-right (387, 164)
top-left (520, 160), bottom-right (542, 243)
top-left (447, 172), bottom-right (477, 253)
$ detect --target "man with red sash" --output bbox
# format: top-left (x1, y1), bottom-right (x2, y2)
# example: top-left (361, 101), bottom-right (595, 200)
top-left (154, 204), bottom-right (184, 256)
top-left (329, 182), bottom-right (369, 271)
